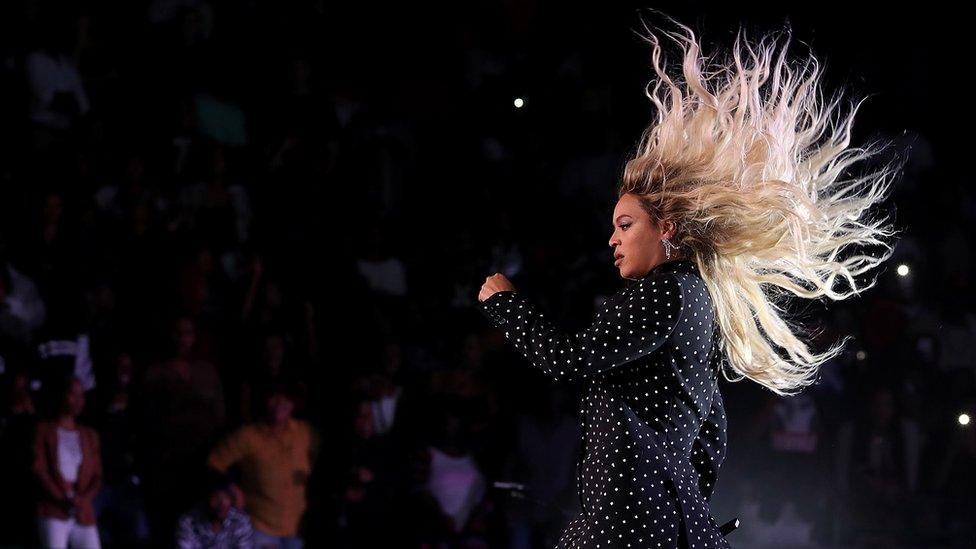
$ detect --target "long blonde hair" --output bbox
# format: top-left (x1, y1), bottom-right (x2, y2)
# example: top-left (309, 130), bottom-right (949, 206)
top-left (619, 15), bottom-right (903, 395)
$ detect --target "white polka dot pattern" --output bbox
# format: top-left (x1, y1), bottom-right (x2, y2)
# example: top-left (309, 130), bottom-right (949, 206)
top-left (479, 259), bottom-right (731, 548)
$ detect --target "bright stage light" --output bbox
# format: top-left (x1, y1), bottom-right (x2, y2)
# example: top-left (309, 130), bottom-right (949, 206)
top-left (514, 97), bottom-right (525, 108)
top-left (897, 264), bottom-right (909, 276)
top-left (960, 413), bottom-right (971, 426)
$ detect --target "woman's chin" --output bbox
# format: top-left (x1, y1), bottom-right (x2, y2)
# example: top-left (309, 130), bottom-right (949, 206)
top-left (617, 264), bottom-right (646, 280)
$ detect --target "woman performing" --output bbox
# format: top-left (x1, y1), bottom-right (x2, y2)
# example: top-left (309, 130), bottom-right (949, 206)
top-left (477, 17), bottom-right (900, 549)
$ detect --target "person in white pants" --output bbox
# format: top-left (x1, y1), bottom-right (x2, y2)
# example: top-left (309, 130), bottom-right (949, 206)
top-left (38, 516), bottom-right (102, 549)
top-left (32, 377), bottom-right (103, 548)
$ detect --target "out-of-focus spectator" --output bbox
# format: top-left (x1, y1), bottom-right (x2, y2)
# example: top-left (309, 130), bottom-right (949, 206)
top-left (26, 36), bottom-right (90, 132)
top-left (0, 260), bottom-right (47, 343)
top-left (32, 375), bottom-right (103, 548)
top-left (240, 264), bottom-right (307, 342)
top-left (35, 299), bottom-right (96, 393)
top-left (354, 225), bottom-right (407, 297)
top-left (237, 261), bottom-right (317, 379)
top-left (174, 244), bottom-right (235, 322)
top-left (332, 399), bottom-right (397, 547)
top-left (427, 334), bottom-right (499, 450)
top-left (207, 382), bottom-right (320, 548)
top-left (175, 471), bottom-right (254, 549)
top-left (93, 153), bottom-right (168, 235)
top-left (935, 398), bottom-right (976, 545)
top-left (505, 385), bottom-right (580, 549)
top-left (175, 144), bottom-right (251, 255)
top-left (361, 340), bottom-right (405, 437)
top-left (92, 349), bottom-right (150, 546)
top-left (239, 332), bottom-right (305, 424)
top-left (17, 189), bottom-right (85, 307)
top-left (935, 296), bottom-right (976, 376)
top-left (137, 313), bottom-right (226, 546)
top-left (835, 385), bottom-right (923, 546)
top-left (424, 401), bottom-right (488, 538)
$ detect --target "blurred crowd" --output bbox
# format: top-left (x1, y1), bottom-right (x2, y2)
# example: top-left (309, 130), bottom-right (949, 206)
top-left (0, 1), bottom-right (973, 548)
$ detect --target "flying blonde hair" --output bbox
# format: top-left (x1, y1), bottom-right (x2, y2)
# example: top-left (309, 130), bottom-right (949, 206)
top-left (619, 15), bottom-right (903, 395)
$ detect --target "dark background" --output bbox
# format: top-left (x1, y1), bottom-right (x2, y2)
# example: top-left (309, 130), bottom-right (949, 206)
top-left (0, 0), bottom-right (972, 547)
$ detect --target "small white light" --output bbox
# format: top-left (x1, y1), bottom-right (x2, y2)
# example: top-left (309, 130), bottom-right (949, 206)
top-left (855, 350), bottom-right (866, 361)
top-left (896, 264), bottom-right (909, 276)
top-left (513, 97), bottom-right (525, 108)
top-left (960, 413), bottom-right (971, 426)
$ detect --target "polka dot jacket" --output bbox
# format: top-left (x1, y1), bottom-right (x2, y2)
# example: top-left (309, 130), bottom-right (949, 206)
top-left (479, 259), bottom-right (731, 548)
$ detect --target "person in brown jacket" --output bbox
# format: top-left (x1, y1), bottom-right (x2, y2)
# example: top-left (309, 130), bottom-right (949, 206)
top-left (32, 376), bottom-right (103, 548)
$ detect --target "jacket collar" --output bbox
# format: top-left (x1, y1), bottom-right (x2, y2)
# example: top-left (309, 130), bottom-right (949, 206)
top-left (639, 258), bottom-right (698, 279)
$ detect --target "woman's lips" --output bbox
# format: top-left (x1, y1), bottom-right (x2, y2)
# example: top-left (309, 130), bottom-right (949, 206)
top-left (615, 257), bottom-right (624, 266)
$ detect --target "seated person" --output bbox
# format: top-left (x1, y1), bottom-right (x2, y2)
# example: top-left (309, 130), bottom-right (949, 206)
top-left (175, 472), bottom-right (254, 548)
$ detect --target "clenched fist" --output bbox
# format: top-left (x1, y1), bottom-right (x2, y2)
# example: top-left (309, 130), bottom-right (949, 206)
top-left (479, 273), bottom-right (516, 303)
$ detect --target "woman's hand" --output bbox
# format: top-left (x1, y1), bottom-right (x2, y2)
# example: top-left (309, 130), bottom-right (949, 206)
top-left (479, 273), bottom-right (516, 303)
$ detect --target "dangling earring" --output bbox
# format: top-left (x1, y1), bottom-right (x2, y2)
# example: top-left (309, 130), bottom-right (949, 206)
top-left (662, 238), bottom-right (676, 260)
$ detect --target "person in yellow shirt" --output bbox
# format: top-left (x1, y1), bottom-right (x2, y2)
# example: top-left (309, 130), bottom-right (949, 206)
top-left (207, 383), bottom-right (319, 548)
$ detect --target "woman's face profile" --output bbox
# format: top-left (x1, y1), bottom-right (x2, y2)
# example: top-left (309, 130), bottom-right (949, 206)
top-left (609, 193), bottom-right (673, 280)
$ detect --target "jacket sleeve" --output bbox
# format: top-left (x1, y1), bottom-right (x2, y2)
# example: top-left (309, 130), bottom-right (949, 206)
top-left (31, 423), bottom-right (68, 502)
top-left (478, 270), bottom-right (684, 383)
top-left (75, 427), bottom-right (103, 501)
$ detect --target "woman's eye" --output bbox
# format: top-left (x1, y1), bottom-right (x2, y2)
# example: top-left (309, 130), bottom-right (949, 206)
top-left (620, 224), bottom-right (631, 230)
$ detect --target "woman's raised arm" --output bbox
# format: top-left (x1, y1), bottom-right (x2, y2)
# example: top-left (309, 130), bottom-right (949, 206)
top-left (478, 271), bottom-right (684, 383)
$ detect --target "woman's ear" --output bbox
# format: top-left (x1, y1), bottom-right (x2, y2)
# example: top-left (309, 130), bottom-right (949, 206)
top-left (662, 218), bottom-right (677, 239)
